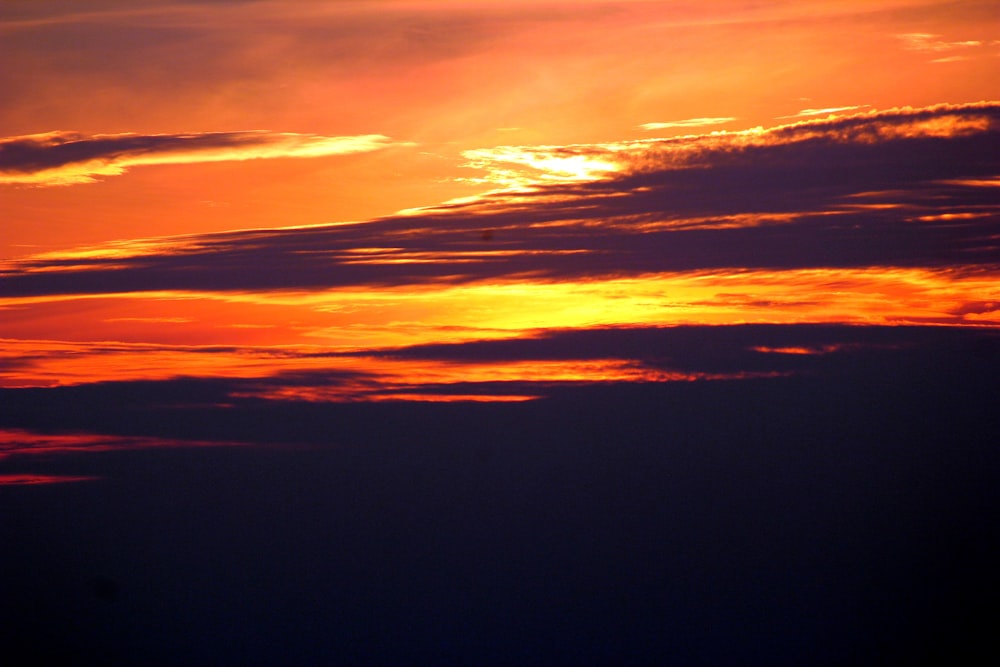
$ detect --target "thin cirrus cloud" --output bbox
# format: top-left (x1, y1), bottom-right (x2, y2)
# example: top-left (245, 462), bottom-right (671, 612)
top-left (897, 32), bottom-right (985, 52)
top-left (776, 105), bottom-right (870, 119)
top-left (0, 130), bottom-right (399, 186)
top-left (896, 32), bottom-right (1000, 63)
top-left (638, 117), bottom-right (738, 131)
top-left (1, 101), bottom-right (997, 302)
top-left (0, 326), bottom-right (798, 394)
top-left (0, 426), bottom-right (246, 485)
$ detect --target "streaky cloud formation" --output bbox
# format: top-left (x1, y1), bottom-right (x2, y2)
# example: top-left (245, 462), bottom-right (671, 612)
top-left (776, 105), bottom-right (870, 119)
top-left (1, 102), bottom-right (997, 301)
top-left (0, 428), bottom-right (243, 460)
top-left (0, 473), bottom-right (98, 485)
top-left (0, 426), bottom-right (246, 485)
top-left (2, 324), bottom-right (996, 438)
top-left (0, 130), bottom-right (397, 186)
top-left (638, 117), bottom-right (737, 131)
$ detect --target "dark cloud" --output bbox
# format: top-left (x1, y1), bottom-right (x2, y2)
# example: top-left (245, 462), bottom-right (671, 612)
top-left (0, 131), bottom-right (265, 173)
top-left (2, 102), bottom-right (998, 297)
top-left (3, 324), bottom-right (997, 440)
top-left (0, 130), bottom-right (394, 185)
top-left (361, 322), bottom-right (956, 363)
top-left (2, 323), bottom-right (998, 664)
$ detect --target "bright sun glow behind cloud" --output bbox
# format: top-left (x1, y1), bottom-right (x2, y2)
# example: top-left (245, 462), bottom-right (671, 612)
top-left (460, 145), bottom-right (624, 189)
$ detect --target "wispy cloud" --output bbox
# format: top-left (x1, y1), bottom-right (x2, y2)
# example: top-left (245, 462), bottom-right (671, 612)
top-left (0, 130), bottom-right (399, 186)
top-left (1, 324), bottom-right (996, 417)
top-left (0, 426), bottom-right (246, 484)
top-left (465, 102), bottom-right (997, 189)
top-left (898, 32), bottom-right (983, 52)
top-left (638, 117), bottom-right (737, 131)
top-left (0, 427), bottom-right (242, 459)
top-left (1, 103), bottom-right (997, 330)
top-left (0, 473), bottom-right (99, 486)
top-left (897, 32), bottom-right (999, 63)
top-left (776, 105), bottom-right (870, 120)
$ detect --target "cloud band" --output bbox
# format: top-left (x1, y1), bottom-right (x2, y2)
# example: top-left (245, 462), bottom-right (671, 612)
top-left (0, 130), bottom-right (397, 186)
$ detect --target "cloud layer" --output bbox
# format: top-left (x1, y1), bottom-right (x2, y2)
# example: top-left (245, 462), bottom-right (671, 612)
top-left (0, 130), bottom-right (396, 185)
top-left (2, 102), bottom-right (997, 298)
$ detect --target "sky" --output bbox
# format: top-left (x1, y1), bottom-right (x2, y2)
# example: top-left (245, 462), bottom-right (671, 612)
top-left (1, 1), bottom-right (999, 665)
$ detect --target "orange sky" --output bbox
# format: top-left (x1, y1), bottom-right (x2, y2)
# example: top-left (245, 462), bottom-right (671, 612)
top-left (1, 0), bottom-right (999, 391)
top-left (2, 0), bottom-right (997, 253)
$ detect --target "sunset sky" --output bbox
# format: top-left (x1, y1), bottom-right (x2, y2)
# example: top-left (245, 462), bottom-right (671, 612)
top-left (2, 1), bottom-right (999, 665)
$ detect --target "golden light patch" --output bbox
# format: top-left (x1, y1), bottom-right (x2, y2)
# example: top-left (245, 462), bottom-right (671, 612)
top-left (3, 266), bottom-right (998, 356)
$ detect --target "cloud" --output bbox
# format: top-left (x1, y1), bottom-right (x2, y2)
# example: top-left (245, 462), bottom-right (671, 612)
top-left (464, 102), bottom-right (999, 188)
top-left (0, 473), bottom-right (99, 485)
top-left (776, 105), bottom-right (870, 119)
top-left (896, 32), bottom-right (1000, 63)
top-left (0, 130), bottom-right (398, 186)
top-left (898, 32), bottom-right (983, 52)
top-left (0, 425), bottom-right (247, 484)
top-left (2, 321), bottom-right (997, 667)
top-left (638, 117), bottom-right (737, 131)
top-left (2, 324), bottom-right (997, 424)
top-left (0, 427), bottom-right (242, 460)
top-left (460, 144), bottom-right (623, 188)
top-left (0, 102), bottom-right (997, 301)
